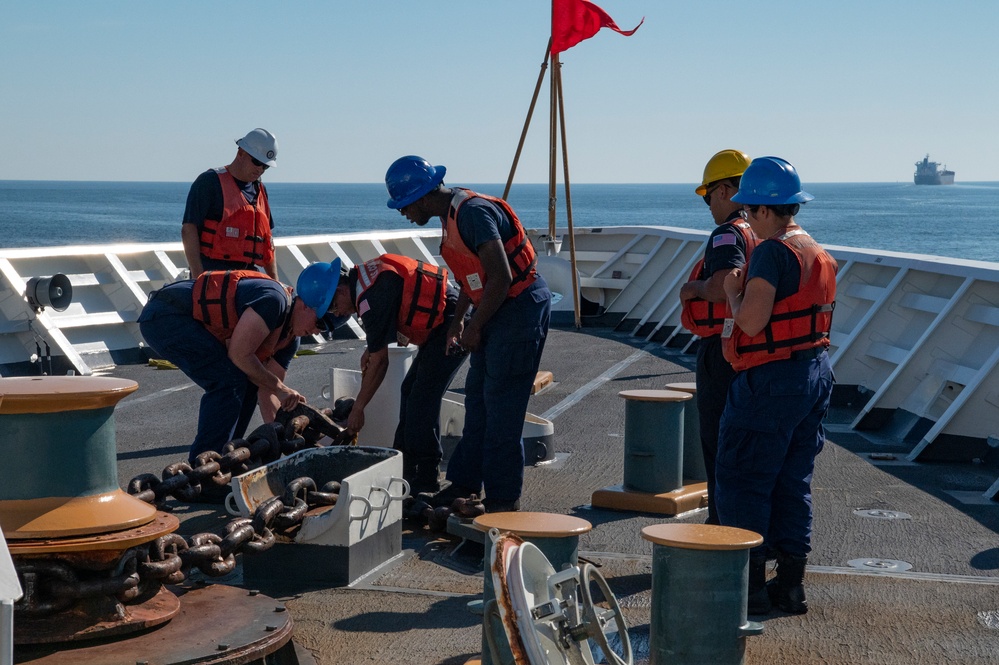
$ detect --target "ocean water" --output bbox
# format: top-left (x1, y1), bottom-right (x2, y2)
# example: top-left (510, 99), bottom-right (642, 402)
top-left (2, 180), bottom-right (998, 263)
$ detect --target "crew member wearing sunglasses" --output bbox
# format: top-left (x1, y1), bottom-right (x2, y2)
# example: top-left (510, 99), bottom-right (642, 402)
top-left (181, 127), bottom-right (280, 281)
top-left (138, 260), bottom-right (344, 467)
top-left (679, 149), bottom-right (757, 526)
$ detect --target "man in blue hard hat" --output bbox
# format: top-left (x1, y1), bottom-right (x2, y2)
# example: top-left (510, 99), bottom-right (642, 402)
top-left (384, 155), bottom-right (552, 513)
top-left (679, 149), bottom-right (757, 525)
top-left (181, 128), bottom-right (280, 280)
top-left (138, 260), bottom-right (345, 463)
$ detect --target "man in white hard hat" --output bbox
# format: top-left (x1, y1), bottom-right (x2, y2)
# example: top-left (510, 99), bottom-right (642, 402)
top-left (181, 128), bottom-right (280, 280)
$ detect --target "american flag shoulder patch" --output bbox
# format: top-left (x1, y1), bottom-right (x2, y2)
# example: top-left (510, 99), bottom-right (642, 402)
top-left (713, 233), bottom-right (737, 247)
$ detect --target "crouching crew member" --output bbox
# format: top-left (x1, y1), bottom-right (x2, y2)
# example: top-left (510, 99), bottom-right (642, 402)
top-left (385, 156), bottom-right (552, 513)
top-left (330, 254), bottom-right (470, 494)
top-left (716, 157), bottom-right (836, 615)
top-left (679, 149), bottom-right (757, 525)
top-left (182, 128), bottom-right (279, 280)
top-left (138, 260), bottom-right (342, 463)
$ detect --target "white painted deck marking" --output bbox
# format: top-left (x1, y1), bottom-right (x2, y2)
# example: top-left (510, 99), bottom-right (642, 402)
top-left (541, 345), bottom-right (655, 422)
top-left (118, 383), bottom-right (195, 408)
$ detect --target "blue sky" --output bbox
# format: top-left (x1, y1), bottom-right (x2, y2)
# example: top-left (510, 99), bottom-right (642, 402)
top-left (3, 1), bottom-right (996, 184)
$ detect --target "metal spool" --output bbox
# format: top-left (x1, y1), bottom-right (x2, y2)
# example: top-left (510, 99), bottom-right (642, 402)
top-left (0, 377), bottom-right (155, 538)
top-left (475, 512), bottom-right (593, 665)
top-left (0, 376), bottom-right (181, 644)
top-left (487, 531), bottom-right (633, 665)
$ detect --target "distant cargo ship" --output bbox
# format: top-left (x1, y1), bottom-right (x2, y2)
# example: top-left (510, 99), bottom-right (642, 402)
top-left (914, 154), bottom-right (955, 185)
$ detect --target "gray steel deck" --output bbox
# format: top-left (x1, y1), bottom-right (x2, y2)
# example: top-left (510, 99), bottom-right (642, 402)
top-left (90, 326), bottom-right (999, 664)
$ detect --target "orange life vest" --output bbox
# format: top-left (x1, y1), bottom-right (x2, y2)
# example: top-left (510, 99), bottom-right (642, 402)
top-left (722, 229), bottom-right (837, 371)
top-left (192, 270), bottom-right (293, 362)
top-left (199, 168), bottom-right (275, 268)
top-left (440, 188), bottom-right (537, 306)
top-left (681, 221), bottom-right (758, 337)
top-left (355, 254), bottom-right (449, 347)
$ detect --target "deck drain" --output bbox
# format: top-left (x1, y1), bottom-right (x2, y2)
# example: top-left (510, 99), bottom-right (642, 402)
top-left (977, 610), bottom-right (999, 630)
top-left (847, 558), bottom-right (912, 572)
top-left (853, 509), bottom-right (911, 520)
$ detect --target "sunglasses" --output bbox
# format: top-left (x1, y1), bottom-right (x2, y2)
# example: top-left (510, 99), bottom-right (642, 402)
top-left (702, 183), bottom-right (723, 206)
top-left (249, 156), bottom-right (270, 171)
top-left (744, 205), bottom-right (761, 215)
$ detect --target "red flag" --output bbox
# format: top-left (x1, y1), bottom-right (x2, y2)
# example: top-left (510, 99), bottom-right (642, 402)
top-left (551, 0), bottom-right (644, 55)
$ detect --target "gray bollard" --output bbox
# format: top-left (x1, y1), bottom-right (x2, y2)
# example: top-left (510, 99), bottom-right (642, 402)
top-left (664, 382), bottom-right (707, 482)
top-left (642, 524), bottom-right (763, 665)
top-left (619, 390), bottom-right (691, 494)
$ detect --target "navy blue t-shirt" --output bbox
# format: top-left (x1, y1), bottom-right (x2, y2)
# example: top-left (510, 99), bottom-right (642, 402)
top-left (454, 196), bottom-right (516, 252)
top-left (181, 169), bottom-right (274, 231)
top-left (702, 213), bottom-right (752, 278)
top-left (745, 239), bottom-right (802, 303)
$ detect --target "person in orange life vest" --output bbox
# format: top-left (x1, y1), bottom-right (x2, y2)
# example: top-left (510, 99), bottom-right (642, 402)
top-left (137, 260), bottom-right (343, 464)
top-left (327, 254), bottom-right (470, 494)
top-left (716, 157), bottom-right (836, 616)
top-left (181, 128), bottom-right (279, 281)
top-left (679, 149), bottom-right (757, 526)
top-left (385, 156), bottom-right (552, 513)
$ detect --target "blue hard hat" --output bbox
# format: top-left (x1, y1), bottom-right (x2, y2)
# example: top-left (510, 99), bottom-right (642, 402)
top-left (296, 258), bottom-right (341, 318)
top-left (385, 156), bottom-right (446, 209)
top-left (731, 156), bottom-right (814, 205)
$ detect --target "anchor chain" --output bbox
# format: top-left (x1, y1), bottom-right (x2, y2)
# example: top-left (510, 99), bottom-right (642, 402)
top-left (127, 403), bottom-right (352, 506)
top-left (14, 405), bottom-right (353, 617)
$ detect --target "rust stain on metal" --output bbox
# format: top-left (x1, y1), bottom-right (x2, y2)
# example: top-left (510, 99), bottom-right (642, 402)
top-left (13, 583), bottom-right (293, 663)
top-left (493, 533), bottom-right (531, 665)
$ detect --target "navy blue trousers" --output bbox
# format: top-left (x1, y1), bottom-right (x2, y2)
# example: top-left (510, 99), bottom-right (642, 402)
top-left (138, 296), bottom-right (298, 463)
top-left (392, 320), bottom-right (469, 483)
top-left (445, 278), bottom-right (551, 502)
top-left (714, 351), bottom-right (833, 558)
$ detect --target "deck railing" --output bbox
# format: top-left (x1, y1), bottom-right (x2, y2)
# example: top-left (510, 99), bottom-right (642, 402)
top-left (2, 226), bottom-right (998, 497)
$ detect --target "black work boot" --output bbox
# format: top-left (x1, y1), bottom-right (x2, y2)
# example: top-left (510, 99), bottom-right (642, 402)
top-left (747, 557), bottom-right (772, 615)
top-left (769, 552), bottom-right (808, 614)
top-left (409, 464), bottom-right (448, 496)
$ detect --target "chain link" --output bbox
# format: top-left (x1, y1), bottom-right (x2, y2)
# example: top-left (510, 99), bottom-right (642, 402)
top-left (16, 404), bottom-right (356, 617)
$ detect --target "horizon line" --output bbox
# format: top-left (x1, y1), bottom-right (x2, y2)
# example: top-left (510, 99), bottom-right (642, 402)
top-left (2, 179), bottom-right (996, 186)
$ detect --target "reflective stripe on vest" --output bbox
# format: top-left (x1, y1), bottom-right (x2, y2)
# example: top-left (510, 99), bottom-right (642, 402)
top-left (356, 254), bottom-right (448, 347)
top-left (199, 168), bottom-right (275, 267)
top-left (192, 270), bottom-right (292, 361)
top-left (440, 188), bottom-right (537, 306)
top-left (680, 221), bottom-right (758, 337)
top-left (722, 229), bottom-right (837, 371)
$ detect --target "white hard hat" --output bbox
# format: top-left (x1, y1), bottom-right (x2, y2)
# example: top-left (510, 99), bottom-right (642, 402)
top-left (235, 128), bottom-right (278, 166)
